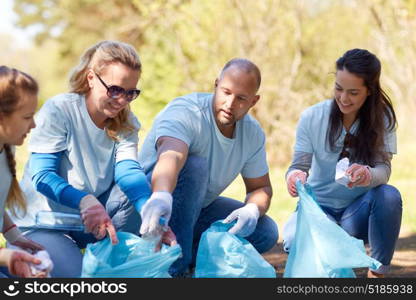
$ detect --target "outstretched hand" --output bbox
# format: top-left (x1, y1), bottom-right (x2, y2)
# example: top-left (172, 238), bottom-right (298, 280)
top-left (140, 192), bottom-right (173, 237)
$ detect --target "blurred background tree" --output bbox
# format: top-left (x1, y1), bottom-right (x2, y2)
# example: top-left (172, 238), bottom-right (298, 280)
top-left (2, 0), bottom-right (415, 231)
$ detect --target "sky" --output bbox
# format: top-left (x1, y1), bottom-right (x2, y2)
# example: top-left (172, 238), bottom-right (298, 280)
top-left (0, 0), bottom-right (34, 47)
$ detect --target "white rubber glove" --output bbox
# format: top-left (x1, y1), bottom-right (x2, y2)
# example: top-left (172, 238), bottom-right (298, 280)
top-left (79, 194), bottom-right (118, 244)
top-left (223, 203), bottom-right (260, 237)
top-left (139, 191), bottom-right (173, 236)
top-left (286, 170), bottom-right (307, 197)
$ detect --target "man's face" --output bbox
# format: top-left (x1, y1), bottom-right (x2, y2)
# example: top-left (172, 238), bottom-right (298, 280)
top-left (213, 67), bottom-right (260, 137)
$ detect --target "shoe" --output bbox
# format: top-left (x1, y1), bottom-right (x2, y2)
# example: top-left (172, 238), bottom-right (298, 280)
top-left (171, 267), bottom-right (194, 278)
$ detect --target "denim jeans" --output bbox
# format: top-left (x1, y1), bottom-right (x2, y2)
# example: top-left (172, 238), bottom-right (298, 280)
top-left (15, 183), bottom-right (140, 277)
top-left (282, 184), bottom-right (402, 274)
top-left (147, 155), bottom-right (279, 276)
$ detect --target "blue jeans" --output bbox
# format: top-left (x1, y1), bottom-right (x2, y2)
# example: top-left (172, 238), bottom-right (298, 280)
top-left (147, 156), bottom-right (279, 276)
top-left (18, 183), bottom-right (140, 277)
top-left (283, 184), bottom-right (402, 274)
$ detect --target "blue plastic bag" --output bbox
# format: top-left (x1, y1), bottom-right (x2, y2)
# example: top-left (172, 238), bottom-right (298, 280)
top-left (81, 232), bottom-right (181, 278)
top-left (284, 182), bottom-right (381, 278)
top-left (195, 221), bottom-right (276, 278)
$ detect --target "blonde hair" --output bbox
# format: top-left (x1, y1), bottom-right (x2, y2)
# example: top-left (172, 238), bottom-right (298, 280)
top-left (69, 40), bottom-right (141, 141)
top-left (0, 66), bottom-right (39, 216)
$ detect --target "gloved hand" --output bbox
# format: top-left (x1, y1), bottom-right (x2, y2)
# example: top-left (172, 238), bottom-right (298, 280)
top-left (223, 203), bottom-right (260, 237)
top-left (286, 170), bottom-right (307, 197)
top-left (346, 163), bottom-right (372, 188)
top-left (139, 191), bottom-right (173, 236)
top-left (0, 248), bottom-right (41, 278)
top-left (79, 194), bottom-right (118, 245)
top-left (3, 225), bottom-right (44, 253)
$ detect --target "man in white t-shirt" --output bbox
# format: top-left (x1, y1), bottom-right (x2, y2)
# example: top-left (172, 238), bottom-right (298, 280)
top-left (138, 58), bottom-right (278, 276)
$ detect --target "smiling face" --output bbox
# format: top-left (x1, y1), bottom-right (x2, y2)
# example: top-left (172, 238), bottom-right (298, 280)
top-left (213, 67), bottom-right (260, 138)
top-left (334, 68), bottom-right (369, 124)
top-left (0, 92), bottom-right (38, 147)
top-left (86, 62), bottom-right (140, 128)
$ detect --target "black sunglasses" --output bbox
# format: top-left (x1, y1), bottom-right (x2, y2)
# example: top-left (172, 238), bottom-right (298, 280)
top-left (338, 132), bottom-right (354, 160)
top-left (94, 72), bottom-right (140, 102)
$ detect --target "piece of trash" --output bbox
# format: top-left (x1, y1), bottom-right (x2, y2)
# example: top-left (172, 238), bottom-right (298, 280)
top-left (335, 157), bottom-right (350, 186)
top-left (30, 250), bottom-right (53, 277)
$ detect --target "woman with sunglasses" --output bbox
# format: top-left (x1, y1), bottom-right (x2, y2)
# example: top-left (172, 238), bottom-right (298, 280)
top-left (12, 40), bottom-right (158, 277)
top-left (283, 49), bottom-right (401, 278)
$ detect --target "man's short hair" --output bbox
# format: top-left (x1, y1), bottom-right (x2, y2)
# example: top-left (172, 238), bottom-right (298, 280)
top-left (219, 58), bottom-right (261, 91)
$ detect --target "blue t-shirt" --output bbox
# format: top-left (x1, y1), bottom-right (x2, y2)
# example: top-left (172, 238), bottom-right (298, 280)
top-left (138, 92), bottom-right (269, 207)
top-left (294, 99), bottom-right (397, 209)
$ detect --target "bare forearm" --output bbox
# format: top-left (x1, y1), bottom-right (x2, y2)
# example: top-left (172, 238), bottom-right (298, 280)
top-left (245, 186), bottom-right (272, 216)
top-left (152, 150), bottom-right (186, 193)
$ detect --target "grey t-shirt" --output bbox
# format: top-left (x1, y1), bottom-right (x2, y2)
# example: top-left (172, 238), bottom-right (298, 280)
top-left (139, 92), bottom-right (269, 207)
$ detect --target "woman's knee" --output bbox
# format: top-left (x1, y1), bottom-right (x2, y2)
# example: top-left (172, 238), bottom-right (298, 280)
top-left (24, 230), bottom-right (83, 277)
top-left (105, 185), bottom-right (141, 234)
top-left (373, 184), bottom-right (402, 210)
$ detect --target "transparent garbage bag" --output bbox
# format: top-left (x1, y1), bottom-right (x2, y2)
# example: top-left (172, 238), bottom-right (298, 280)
top-left (81, 231), bottom-right (181, 278)
top-left (284, 181), bottom-right (381, 278)
top-left (195, 220), bottom-right (276, 278)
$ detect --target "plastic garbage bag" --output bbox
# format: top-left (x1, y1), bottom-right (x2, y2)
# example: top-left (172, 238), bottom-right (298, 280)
top-left (81, 231), bottom-right (181, 278)
top-left (284, 181), bottom-right (381, 278)
top-left (194, 220), bottom-right (276, 278)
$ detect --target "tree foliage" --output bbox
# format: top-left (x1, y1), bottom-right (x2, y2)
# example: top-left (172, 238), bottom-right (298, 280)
top-left (12, 0), bottom-right (416, 166)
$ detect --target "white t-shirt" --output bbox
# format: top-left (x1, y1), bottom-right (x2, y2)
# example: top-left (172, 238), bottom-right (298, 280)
top-left (139, 92), bottom-right (269, 207)
top-left (14, 93), bottom-right (140, 226)
top-left (0, 149), bottom-right (13, 229)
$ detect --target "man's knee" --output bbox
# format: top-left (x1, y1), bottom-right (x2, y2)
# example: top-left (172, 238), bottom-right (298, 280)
top-left (179, 156), bottom-right (209, 183)
top-left (249, 215), bottom-right (279, 253)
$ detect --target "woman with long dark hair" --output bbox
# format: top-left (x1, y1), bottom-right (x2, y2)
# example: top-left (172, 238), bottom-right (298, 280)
top-left (283, 49), bottom-right (402, 278)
